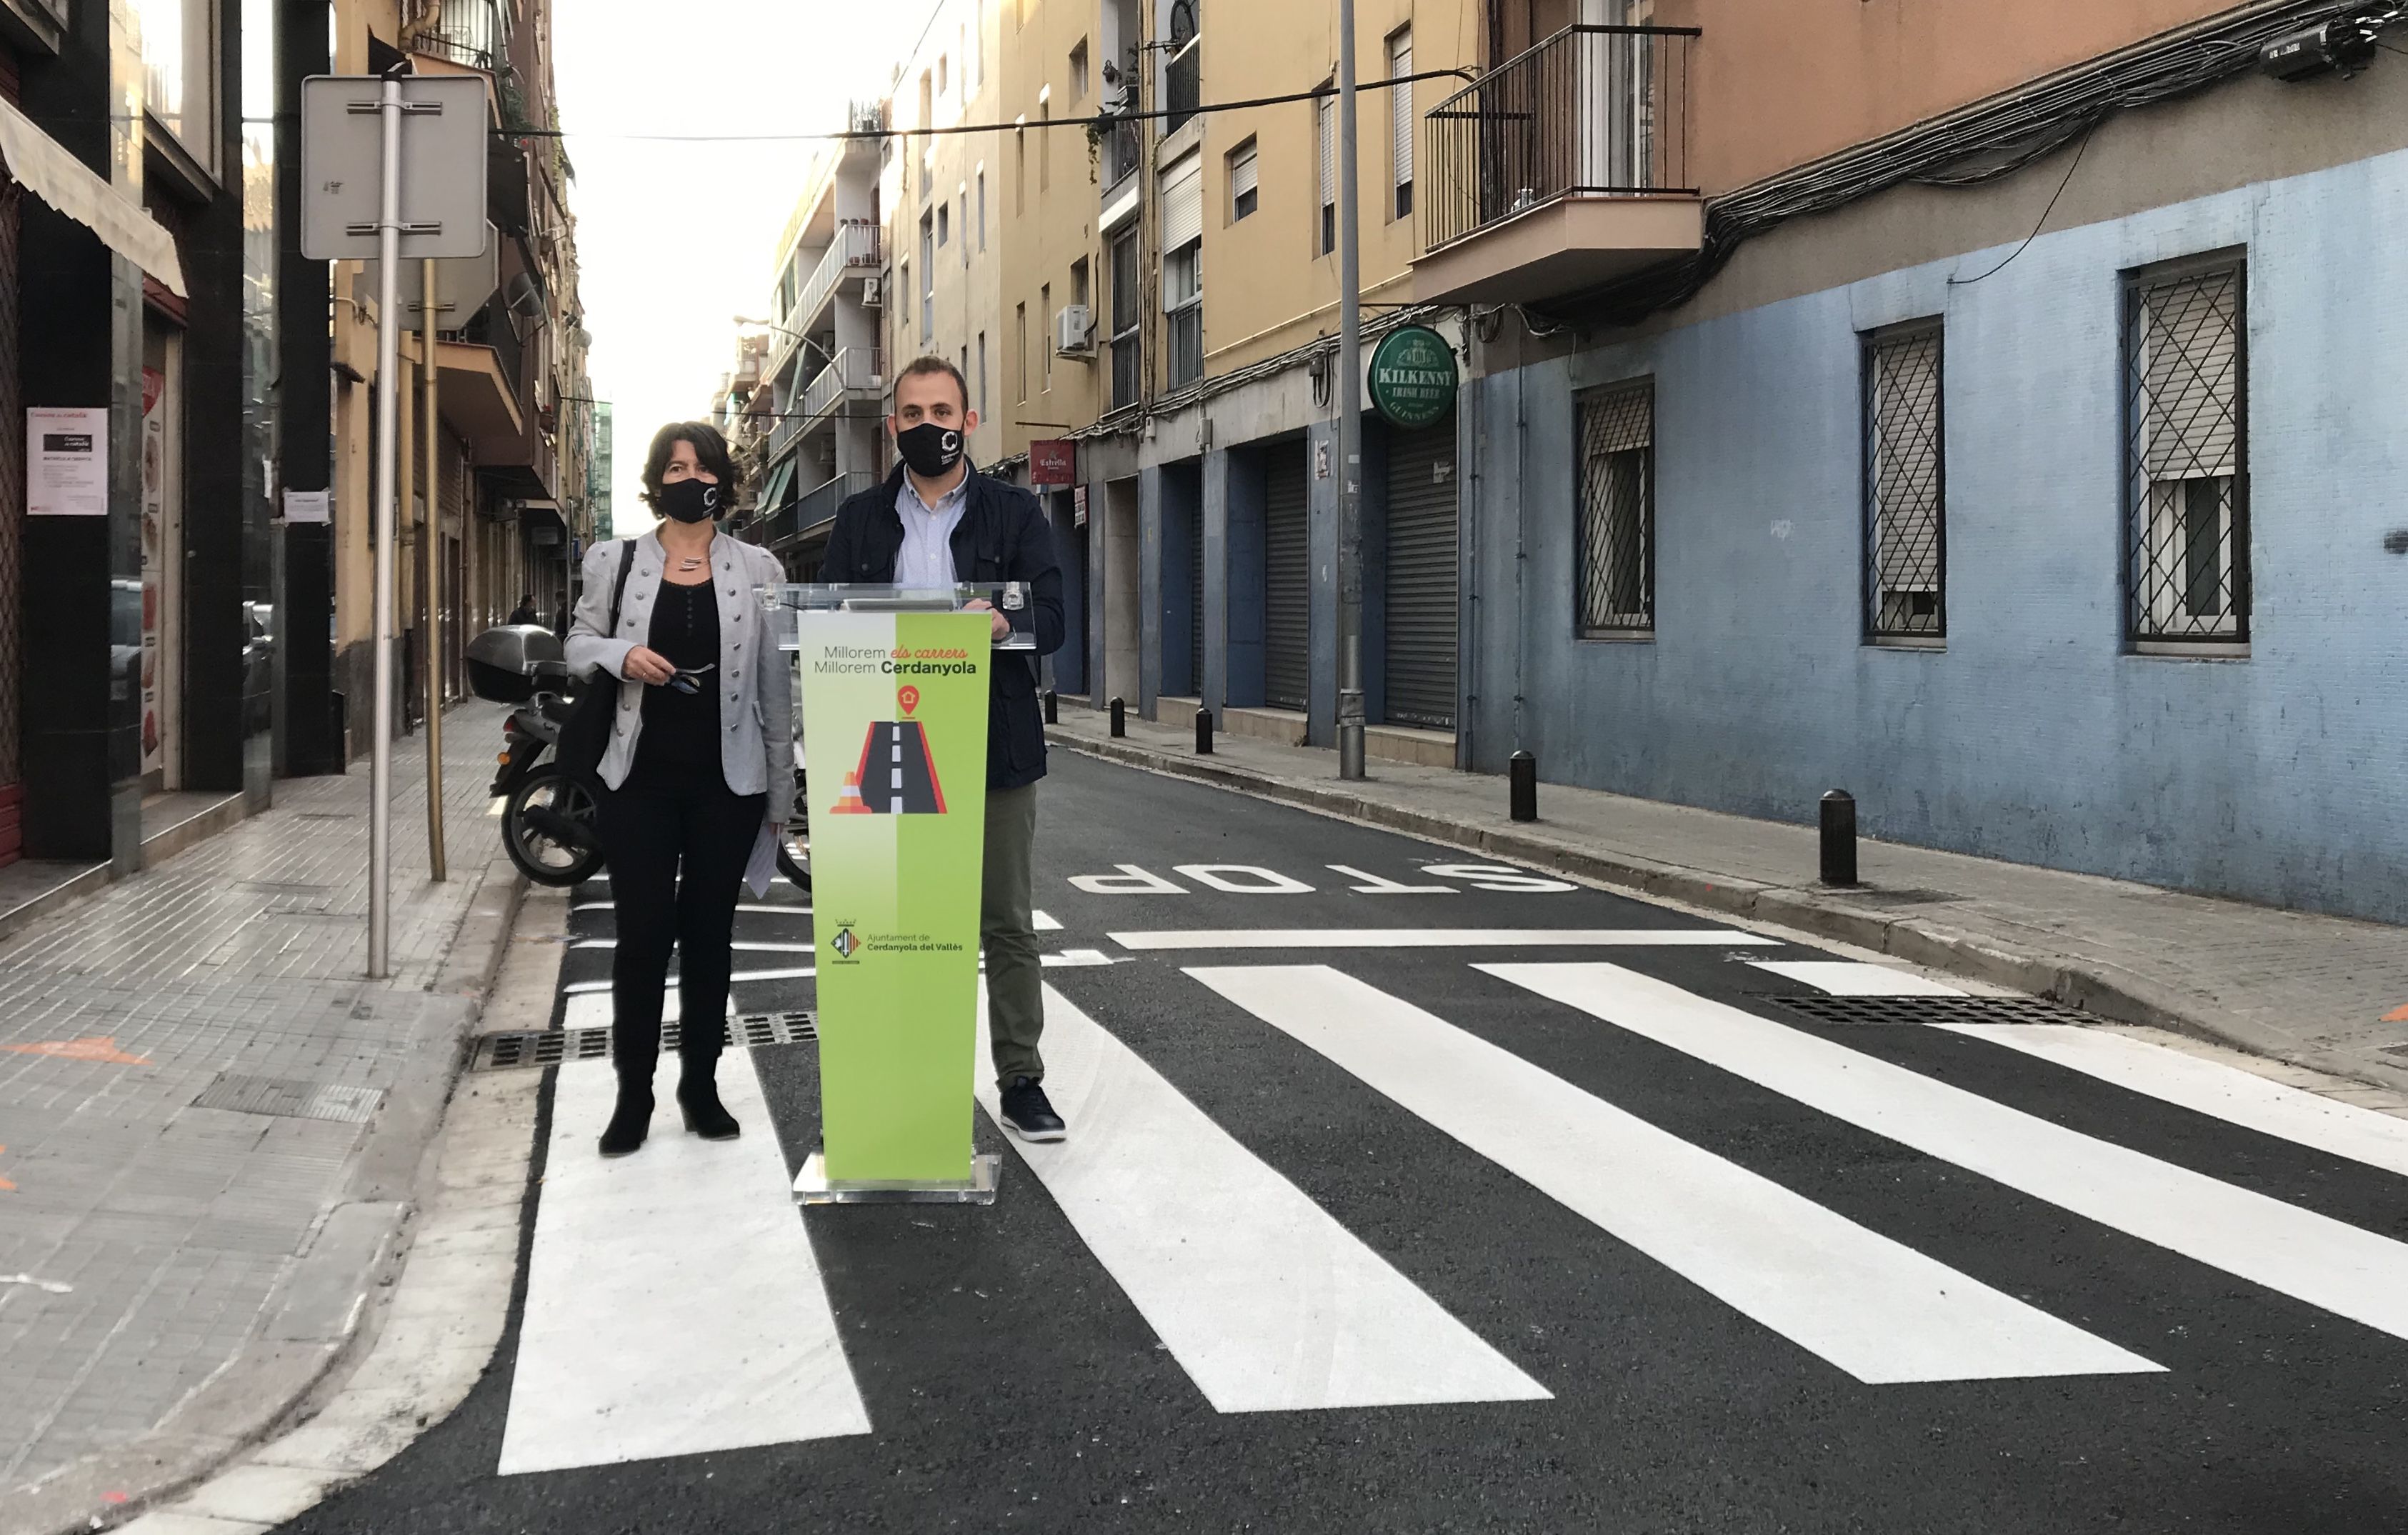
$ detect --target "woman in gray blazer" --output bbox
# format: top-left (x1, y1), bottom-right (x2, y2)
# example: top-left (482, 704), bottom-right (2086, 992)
top-left (566, 422), bottom-right (794, 1157)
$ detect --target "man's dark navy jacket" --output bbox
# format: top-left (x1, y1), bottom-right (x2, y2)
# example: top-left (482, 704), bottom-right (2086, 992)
top-left (819, 462), bottom-right (1064, 791)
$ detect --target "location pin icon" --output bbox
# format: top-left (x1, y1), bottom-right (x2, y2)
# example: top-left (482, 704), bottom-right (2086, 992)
top-left (899, 684), bottom-right (921, 716)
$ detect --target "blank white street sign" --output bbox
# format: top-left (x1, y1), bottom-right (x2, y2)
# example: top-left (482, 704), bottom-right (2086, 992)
top-left (360, 224), bottom-right (501, 322)
top-left (300, 75), bottom-right (491, 261)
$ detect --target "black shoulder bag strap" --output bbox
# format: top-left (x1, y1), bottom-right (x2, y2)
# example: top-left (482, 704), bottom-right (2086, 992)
top-left (558, 540), bottom-right (640, 783)
top-left (608, 538), bottom-right (637, 632)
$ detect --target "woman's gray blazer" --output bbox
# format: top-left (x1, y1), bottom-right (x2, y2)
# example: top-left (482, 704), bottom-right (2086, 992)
top-left (564, 531), bottom-right (793, 799)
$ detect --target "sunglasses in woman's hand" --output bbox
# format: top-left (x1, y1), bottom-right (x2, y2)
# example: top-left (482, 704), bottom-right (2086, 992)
top-left (665, 663), bottom-right (717, 695)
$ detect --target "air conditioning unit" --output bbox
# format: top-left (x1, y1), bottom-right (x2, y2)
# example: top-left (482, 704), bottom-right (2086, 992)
top-left (860, 276), bottom-right (882, 308)
top-left (1054, 304), bottom-right (1094, 356)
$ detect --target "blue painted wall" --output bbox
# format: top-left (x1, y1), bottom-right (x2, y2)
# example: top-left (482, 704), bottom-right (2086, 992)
top-left (1463, 149), bottom-right (2408, 924)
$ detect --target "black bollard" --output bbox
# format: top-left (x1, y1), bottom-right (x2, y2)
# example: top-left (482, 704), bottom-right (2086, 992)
top-left (1109, 696), bottom-right (1126, 737)
top-left (1509, 751), bottom-right (1538, 822)
top-left (1196, 707), bottom-right (1214, 754)
top-left (1819, 789), bottom-right (1858, 886)
top-left (1043, 689), bottom-right (1058, 725)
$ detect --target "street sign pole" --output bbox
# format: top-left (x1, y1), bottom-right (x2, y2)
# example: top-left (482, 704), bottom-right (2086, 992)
top-left (421, 255), bottom-right (446, 883)
top-left (368, 74), bottom-right (403, 978)
top-left (1335, 0), bottom-right (1367, 781)
top-left (303, 72), bottom-right (488, 976)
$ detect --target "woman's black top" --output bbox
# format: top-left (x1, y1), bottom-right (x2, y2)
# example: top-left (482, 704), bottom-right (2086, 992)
top-left (625, 577), bottom-right (723, 791)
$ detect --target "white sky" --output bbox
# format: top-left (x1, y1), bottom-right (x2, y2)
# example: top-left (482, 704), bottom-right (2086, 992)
top-left (555, 1), bottom-right (934, 538)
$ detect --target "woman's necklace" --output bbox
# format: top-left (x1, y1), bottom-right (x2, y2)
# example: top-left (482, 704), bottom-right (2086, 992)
top-left (676, 556), bottom-right (704, 572)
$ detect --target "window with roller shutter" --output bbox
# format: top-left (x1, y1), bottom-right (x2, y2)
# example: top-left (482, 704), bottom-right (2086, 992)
top-left (1229, 138), bottom-right (1257, 222)
top-left (1316, 89), bottom-right (1336, 254)
top-left (2126, 256), bottom-right (2247, 644)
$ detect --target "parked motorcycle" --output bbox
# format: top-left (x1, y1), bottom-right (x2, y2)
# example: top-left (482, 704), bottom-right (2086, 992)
top-left (466, 624), bottom-right (810, 894)
top-left (467, 625), bottom-right (605, 886)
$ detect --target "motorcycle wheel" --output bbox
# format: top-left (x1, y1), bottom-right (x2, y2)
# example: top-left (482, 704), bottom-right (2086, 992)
top-left (775, 767), bottom-right (810, 894)
top-left (504, 766), bottom-right (606, 886)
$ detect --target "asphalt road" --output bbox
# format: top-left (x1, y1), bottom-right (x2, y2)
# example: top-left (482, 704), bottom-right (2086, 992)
top-left (279, 751), bottom-right (2408, 1534)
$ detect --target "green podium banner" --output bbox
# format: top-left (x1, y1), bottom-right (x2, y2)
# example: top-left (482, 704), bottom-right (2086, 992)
top-left (796, 609), bottom-right (991, 1189)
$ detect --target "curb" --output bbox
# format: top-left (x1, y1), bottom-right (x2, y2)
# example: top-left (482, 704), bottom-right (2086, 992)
top-left (1051, 728), bottom-right (2408, 1096)
top-left (18, 853), bottom-right (530, 1535)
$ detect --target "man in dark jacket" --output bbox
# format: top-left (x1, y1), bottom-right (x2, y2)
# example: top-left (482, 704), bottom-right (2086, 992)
top-left (819, 355), bottom-right (1069, 1141)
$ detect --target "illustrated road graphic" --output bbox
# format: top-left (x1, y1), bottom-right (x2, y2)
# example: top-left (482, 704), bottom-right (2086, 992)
top-left (830, 719), bottom-right (946, 815)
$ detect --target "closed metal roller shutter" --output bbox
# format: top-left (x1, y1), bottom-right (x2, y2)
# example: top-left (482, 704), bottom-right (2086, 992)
top-left (1263, 443), bottom-right (1309, 712)
top-left (1383, 419), bottom-right (1457, 730)
top-left (1188, 504), bottom-right (1203, 694)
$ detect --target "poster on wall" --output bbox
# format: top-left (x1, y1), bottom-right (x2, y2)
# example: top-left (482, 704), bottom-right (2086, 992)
top-left (140, 369), bottom-right (166, 777)
top-left (27, 407), bottom-right (106, 516)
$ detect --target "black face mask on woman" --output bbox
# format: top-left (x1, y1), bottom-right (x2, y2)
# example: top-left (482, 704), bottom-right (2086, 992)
top-left (895, 422), bottom-right (964, 479)
top-left (656, 477), bottom-right (721, 524)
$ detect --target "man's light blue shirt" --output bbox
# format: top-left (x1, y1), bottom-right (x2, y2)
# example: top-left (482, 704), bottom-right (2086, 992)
top-left (895, 471), bottom-right (970, 589)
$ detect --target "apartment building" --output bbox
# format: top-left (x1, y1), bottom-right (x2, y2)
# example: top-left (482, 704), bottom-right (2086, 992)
top-left (0, 0), bottom-right (279, 872)
top-left (882, 0), bottom-right (1469, 734)
top-left (840, 0), bottom-right (2405, 924)
top-left (741, 124), bottom-right (886, 576)
top-left (1425, 0), bottom-right (2408, 923)
top-left (278, 0), bottom-right (594, 773)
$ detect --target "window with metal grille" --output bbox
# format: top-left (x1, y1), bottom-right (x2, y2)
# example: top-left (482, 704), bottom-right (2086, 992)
top-left (1388, 28), bottom-right (1414, 220)
top-left (1165, 239), bottom-right (1202, 386)
top-left (1109, 229), bottom-right (1141, 411)
top-left (1576, 379), bottom-right (1654, 634)
top-left (1863, 323), bottom-right (1945, 640)
top-left (2127, 259), bottom-right (2247, 644)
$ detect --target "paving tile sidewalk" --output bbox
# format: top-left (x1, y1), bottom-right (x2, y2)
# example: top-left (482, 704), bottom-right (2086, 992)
top-left (0, 701), bottom-right (524, 1535)
top-left (1049, 707), bottom-right (2408, 1094)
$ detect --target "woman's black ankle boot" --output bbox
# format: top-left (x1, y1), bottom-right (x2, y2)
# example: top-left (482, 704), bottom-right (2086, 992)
top-left (598, 1076), bottom-right (654, 1157)
top-left (676, 1061), bottom-right (741, 1141)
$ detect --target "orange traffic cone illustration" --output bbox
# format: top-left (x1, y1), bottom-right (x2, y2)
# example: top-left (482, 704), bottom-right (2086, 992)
top-left (829, 769), bottom-right (871, 815)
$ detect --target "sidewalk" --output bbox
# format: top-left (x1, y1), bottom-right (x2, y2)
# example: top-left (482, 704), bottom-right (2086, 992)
top-left (1049, 706), bottom-right (2408, 1094)
top-left (0, 701), bottom-right (523, 1535)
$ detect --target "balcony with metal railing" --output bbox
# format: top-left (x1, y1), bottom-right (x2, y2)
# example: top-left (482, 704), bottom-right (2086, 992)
top-left (404, 0), bottom-right (511, 72)
top-left (802, 347), bottom-right (884, 426)
top-left (791, 220), bottom-right (882, 336)
top-left (1413, 24), bottom-right (1702, 306)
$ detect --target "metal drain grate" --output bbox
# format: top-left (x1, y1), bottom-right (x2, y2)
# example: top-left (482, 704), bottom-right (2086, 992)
top-left (469, 1010), bottom-right (819, 1072)
top-left (1762, 994), bottom-right (2092, 1028)
top-left (193, 1074), bottom-right (385, 1122)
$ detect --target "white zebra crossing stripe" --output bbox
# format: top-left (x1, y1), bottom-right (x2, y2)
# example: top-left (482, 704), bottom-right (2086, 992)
top-left (499, 1051), bottom-right (871, 1473)
top-left (560, 950), bottom-right (1116, 997)
top-left (1110, 928), bottom-right (1779, 951)
top-left (560, 991), bottom-right (735, 1033)
top-left (1940, 1024), bottom-right (2408, 1181)
top-left (1745, 960), bottom-right (1965, 996)
top-left (1488, 962), bottom-right (2408, 1345)
top-left (975, 984), bottom-right (1552, 1412)
top-left (1191, 965), bottom-right (2157, 1384)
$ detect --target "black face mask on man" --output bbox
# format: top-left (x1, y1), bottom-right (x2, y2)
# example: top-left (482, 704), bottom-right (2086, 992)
top-left (656, 477), bottom-right (721, 524)
top-left (896, 421), bottom-right (964, 479)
